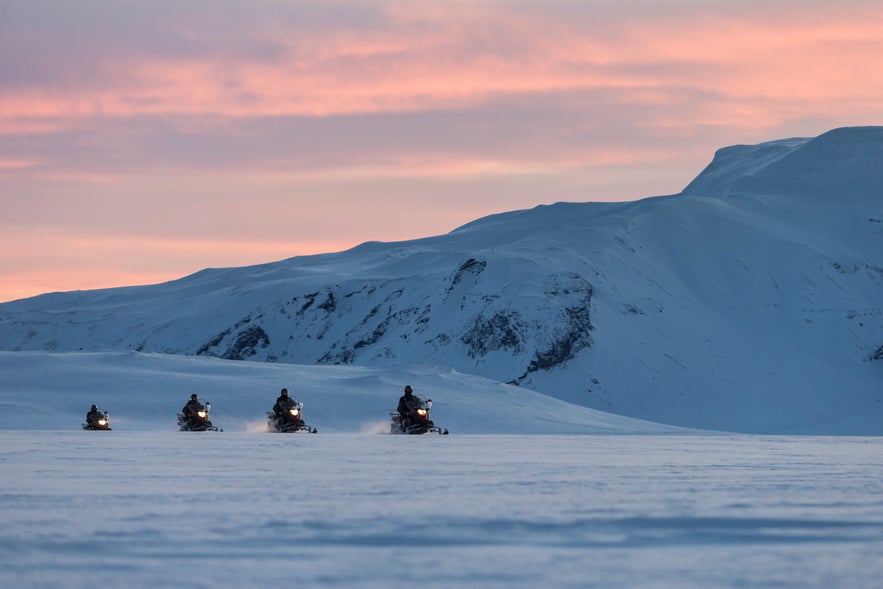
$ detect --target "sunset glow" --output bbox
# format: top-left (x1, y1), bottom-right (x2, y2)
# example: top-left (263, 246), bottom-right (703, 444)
top-left (2, 0), bottom-right (882, 302)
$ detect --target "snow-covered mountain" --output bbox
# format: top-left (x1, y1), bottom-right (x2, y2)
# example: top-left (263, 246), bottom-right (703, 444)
top-left (2, 127), bottom-right (881, 434)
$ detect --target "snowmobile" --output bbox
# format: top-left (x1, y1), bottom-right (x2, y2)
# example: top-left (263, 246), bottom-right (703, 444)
top-left (82, 410), bottom-right (111, 431)
top-left (177, 402), bottom-right (221, 432)
top-left (267, 400), bottom-right (317, 433)
top-left (390, 396), bottom-right (448, 435)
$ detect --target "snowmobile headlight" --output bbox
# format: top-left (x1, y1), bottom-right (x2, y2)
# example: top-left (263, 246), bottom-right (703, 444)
top-left (98, 419), bottom-right (107, 426)
top-left (290, 408), bottom-right (300, 417)
top-left (416, 408), bottom-right (427, 417)
top-left (197, 410), bottom-right (207, 418)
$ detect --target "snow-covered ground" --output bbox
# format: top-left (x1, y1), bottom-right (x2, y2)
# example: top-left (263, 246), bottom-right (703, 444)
top-left (1, 127), bottom-right (881, 585)
top-left (3, 432), bottom-right (882, 588)
top-left (0, 351), bottom-right (682, 434)
top-left (2, 352), bottom-right (882, 588)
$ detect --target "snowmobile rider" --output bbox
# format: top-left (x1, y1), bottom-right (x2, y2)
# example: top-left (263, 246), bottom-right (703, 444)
top-left (397, 385), bottom-right (416, 420)
top-left (182, 393), bottom-right (204, 426)
top-left (273, 388), bottom-right (295, 419)
top-left (86, 404), bottom-right (103, 426)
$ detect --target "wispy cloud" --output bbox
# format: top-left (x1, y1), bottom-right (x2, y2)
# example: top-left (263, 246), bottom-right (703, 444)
top-left (3, 2), bottom-right (882, 170)
top-left (1, 0), bottom-right (882, 301)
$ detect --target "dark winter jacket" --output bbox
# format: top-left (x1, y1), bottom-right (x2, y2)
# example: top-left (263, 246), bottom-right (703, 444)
top-left (273, 395), bottom-right (294, 417)
top-left (86, 409), bottom-right (103, 425)
top-left (397, 393), bottom-right (415, 417)
top-left (183, 399), bottom-right (203, 417)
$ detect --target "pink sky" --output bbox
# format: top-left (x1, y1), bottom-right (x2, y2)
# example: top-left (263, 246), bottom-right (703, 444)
top-left (2, 0), bottom-right (883, 302)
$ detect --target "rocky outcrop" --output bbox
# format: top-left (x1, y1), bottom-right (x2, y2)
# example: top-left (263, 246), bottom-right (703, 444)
top-left (185, 259), bottom-right (595, 386)
top-left (462, 310), bottom-right (525, 358)
top-left (222, 326), bottom-right (270, 360)
top-left (197, 316), bottom-right (270, 360)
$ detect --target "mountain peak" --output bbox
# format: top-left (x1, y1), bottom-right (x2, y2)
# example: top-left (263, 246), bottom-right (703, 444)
top-left (683, 126), bottom-right (883, 201)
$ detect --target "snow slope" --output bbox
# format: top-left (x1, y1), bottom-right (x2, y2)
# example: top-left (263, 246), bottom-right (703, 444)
top-left (1, 127), bottom-right (881, 434)
top-left (0, 351), bottom-right (681, 434)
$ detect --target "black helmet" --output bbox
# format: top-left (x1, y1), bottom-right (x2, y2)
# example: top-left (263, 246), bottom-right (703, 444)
top-left (281, 388), bottom-right (288, 396)
top-left (404, 385), bottom-right (413, 395)
top-left (191, 393), bottom-right (198, 400)
top-left (91, 405), bottom-right (98, 411)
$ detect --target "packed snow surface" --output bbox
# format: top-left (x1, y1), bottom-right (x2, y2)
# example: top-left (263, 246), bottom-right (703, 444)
top-left (3, 432), bottom-right (882, 588)
top-left (2, 352), bottom-right (882, 587)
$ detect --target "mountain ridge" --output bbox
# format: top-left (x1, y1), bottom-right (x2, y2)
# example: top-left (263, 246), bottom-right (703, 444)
top-left (2, 127), bottom-right (881, 434)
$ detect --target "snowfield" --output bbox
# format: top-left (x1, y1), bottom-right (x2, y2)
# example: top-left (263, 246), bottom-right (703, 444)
top-left (1, 352), bottom-right (882, 588)
top-left (3, 432), bottom-right (882, 589)
top-left (0, 351), bottom-right (683, 435)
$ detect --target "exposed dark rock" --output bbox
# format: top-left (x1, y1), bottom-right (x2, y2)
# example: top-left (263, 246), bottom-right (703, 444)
top-left (524, 325), bottom-right (587, 374)
top-left (196, 327), bottom-right (233, 356)
top-left (292, 290), bottom-right (338, 315)
top-left (448, 258), bottom-right (487, 292)
top-left (416, 305), bottom-right (432, 327)
top-left (222, 326), bottom-right (270, 360)
top-left (354, 317), bottom-right (392, 350)
top-left (318, 292), bottom-right (337, 312)
top-left (198, 315), bottom-right (265, 359)
top-left (515, 279), bottom-right (593, 381)
top-left (318, 345), bottom-right (354, 365)
top-left (298, 292), bottom-right (320, 314)
top-left (461, 310), bottom-right (524, 358)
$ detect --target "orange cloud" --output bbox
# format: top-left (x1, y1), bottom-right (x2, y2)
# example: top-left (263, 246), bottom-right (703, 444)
top-left (0, 159), bottom-right (40, 170)
top-left (2, 3), bottom-right (879, 134)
